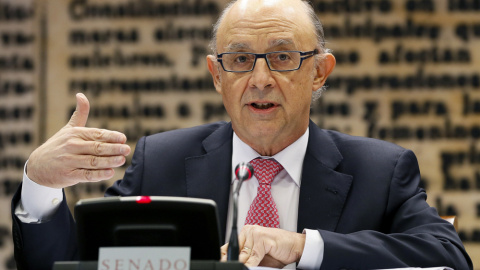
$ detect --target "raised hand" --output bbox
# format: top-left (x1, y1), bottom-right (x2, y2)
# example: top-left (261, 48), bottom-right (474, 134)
top-left (26, 93), bottom-right (131, 188)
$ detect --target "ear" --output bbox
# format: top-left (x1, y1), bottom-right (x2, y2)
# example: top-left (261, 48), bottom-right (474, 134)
top-left (312, 53), bottom-right (336, 92)
top-left (207, 55), bottom-right (223, 94)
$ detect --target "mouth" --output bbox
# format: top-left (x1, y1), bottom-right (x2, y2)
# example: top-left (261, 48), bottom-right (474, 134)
top-left (249, 102), bottom-right (276, 110)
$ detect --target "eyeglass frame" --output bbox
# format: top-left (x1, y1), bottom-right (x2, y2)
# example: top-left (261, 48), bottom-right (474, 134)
top-left (216, 49), bottom-right (319, 73)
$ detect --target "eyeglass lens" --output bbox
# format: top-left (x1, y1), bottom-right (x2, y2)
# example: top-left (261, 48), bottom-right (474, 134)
top-left (222, 51), bottom-right (302, 71)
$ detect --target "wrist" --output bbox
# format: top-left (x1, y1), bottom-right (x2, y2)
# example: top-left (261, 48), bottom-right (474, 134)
top-left (26, 152), bottom-right (42, 185)
top-left (294, 232), bottom-right (306, 263)
top-left (26, 160), bottom-right (36, 183)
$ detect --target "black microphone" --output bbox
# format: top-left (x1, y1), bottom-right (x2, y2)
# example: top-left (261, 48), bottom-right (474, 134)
top-left (235, 162), bottom-right (254, 183)
top-left (228, 162), bottom-right (254, 261)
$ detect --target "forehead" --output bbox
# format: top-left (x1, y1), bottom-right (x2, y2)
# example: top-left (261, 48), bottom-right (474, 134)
top-left (217, 0), bottom-right (316, 52)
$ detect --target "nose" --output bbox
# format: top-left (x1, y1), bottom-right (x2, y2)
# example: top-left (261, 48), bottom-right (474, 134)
top-left (249, 58), bottom-right (275, 90)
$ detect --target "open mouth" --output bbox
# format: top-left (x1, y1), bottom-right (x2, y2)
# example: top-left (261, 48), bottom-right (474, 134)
top-left (250, 102), bottom-right (275, 109)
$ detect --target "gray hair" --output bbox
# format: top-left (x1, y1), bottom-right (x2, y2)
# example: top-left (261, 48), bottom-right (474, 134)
top-left (208, 1), bottom-right (330, 101)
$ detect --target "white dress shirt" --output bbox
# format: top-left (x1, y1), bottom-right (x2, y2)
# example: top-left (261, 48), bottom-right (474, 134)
top-left (16, 128), bottom-right (324, 269)
top-left (226, 129), bottom-right (323, 269)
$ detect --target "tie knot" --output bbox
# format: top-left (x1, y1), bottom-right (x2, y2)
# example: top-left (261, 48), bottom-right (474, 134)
top-left (250, 158), bottom-right (284, 185)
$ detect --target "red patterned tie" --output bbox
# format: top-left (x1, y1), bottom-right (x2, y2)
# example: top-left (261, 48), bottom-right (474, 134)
top-left (244, 158), bottom-right (284, 228)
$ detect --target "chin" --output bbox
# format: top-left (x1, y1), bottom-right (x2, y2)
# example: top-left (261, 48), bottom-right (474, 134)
top-left (247, 122), bottom-right (282, 138)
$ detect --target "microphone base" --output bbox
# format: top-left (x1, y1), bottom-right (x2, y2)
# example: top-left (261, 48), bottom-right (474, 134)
top-left (53, 260), bottom-right (248, 270)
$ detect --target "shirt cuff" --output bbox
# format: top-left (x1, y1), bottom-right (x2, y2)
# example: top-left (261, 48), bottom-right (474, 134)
top-left (297, 229), bottom-right (324, 269)
top-left (15, 160), bottom-right (63, 223)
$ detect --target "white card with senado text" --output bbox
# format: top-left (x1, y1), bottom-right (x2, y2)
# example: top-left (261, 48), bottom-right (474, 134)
top-left (98, 247), bottom-right (190, 270)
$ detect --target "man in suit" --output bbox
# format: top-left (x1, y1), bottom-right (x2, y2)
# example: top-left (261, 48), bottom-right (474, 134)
top-left (12, 0), bottom-right (472, 269)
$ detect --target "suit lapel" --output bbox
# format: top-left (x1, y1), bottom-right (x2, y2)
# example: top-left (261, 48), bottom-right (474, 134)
top-left (185, 122), bottom-right (233, 242)
top-left (183, 121), bottom-right (353, 239)
top-left (297, 121), bottom-right (353, 233)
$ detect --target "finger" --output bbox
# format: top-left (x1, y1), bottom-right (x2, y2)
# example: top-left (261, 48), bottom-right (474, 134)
top-left (238, 225), bottom-right (248, 248)
top-left (240, 246), bottom-right (252, 258)
top-left (66, 155), bottom-right (126, 170)
top-left (68, 168), bottom-right (115, 183)
top-left (70, 140), bottom-right (131, 156)
top-left (238, 226), bottom-right (256, 263)
top-left (74, 127), bottom-right (127, 144)
top-left (66, 93), bottom-right (90, 128)
top-left (239, 226), bottom-right (267, 267)
top-left (220, 243), bottom-right (228, 262)
top-left (244, 243), bottom-right (265, 268)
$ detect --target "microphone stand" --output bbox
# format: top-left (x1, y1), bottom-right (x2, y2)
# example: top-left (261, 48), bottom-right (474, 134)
top-left (228, 162), bottom-right (253, 261)
top-left (228, 181), bottom-right (242, 261)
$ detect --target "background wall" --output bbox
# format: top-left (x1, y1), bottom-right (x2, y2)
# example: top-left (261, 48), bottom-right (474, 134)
top-left (1, 0), bottom-right (479, 269)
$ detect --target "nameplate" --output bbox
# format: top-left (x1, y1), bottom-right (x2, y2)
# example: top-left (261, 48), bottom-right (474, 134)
top-left (98, 247), bottom-right (191, 270)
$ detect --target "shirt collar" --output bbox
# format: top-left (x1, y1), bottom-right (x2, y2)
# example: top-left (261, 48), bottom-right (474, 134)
top-left (231, 128), bottom-right (309, 187)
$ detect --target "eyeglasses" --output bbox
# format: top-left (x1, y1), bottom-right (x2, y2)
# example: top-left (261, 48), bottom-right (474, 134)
top-left (216, 49), bottom-right (318, 72)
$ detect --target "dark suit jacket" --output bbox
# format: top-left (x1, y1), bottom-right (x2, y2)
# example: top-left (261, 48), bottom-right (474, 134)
top-left (11, 121), bottom-right (472, 270)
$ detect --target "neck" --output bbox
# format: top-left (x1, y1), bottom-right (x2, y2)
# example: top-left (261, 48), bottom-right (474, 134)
top-left (236, 124), bottom-right (309, 156)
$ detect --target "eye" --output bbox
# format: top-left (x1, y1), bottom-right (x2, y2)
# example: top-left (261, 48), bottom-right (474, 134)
top-left (234, 55), bottom-right (248, 63)
top-left (277, 53), bottom-right (290, 61)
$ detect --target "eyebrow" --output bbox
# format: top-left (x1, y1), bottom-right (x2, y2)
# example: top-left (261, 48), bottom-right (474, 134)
top-left (269, 39), bottom-right (294, 48)
top-left (223, 39), bottom-right (296, 53)
top-left (224, 43), bottom-right (251, 52)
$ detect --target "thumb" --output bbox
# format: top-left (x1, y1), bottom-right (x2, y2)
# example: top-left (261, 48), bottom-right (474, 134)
top-left (66, 93), bottom-right (90, 128)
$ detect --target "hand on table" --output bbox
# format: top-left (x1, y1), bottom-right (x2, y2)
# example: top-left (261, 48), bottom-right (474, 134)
top-left (221, 225), bottom-right (306, 268)
top-left (26, 93), bottom-right (131, 189)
